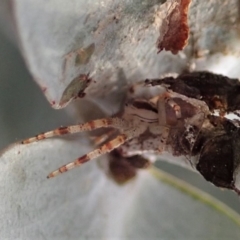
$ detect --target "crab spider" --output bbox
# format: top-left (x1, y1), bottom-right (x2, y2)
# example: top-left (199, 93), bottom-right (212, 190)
top-left (20, 71), bottom-right (240, 194)
top-left (21, 84), bottom-right (210, 178)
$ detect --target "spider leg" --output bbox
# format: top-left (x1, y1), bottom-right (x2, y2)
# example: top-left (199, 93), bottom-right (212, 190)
top-left (47, 134), bottom-right (128, 178)
top-left (151, 92), bottom-right (181, 126)
top-left (167, 98), bottom-right (181, 118)
top-left (90, 129), bottom-right (117, 146)
top-left (168, 91), bottom-right (210, 114)
top-left (157, 98), bottom-right (167, 125)
top-left (21, 117), bottom-right (126, 144)
top-left (47, 123), bottom-right (147, 178)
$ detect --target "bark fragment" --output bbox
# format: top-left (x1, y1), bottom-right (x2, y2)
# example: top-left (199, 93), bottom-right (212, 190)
top-left (157, 0), bottom-right (191, 54)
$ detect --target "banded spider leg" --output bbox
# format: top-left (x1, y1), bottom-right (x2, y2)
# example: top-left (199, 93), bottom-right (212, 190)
top-left (22, 116), bottom-right (149, 178)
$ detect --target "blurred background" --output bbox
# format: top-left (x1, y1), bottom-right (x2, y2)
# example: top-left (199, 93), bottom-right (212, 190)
top-left (0, 24), bottom-right (240, 214)
top-left (0, 29), bottom-right (74, 150)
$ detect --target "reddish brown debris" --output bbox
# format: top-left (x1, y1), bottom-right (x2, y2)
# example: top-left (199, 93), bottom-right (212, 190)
top-left (108, 150), bottom-right (137, 184)
top-left (157, 0), bottom-right (191, 54)
top-left (108, 150), bottom-right (151, 184)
